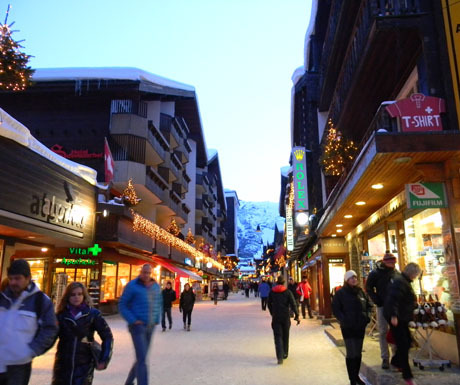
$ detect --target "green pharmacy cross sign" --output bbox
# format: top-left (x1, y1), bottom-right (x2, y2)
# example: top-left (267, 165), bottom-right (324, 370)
top-left (405, 182), bottom-right (447, 209)
top-left (69, 243), bottom-right (102, 257)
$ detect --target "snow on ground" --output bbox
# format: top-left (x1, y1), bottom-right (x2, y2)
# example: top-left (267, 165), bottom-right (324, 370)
top-left (30, 293), bottom-right (349, 385)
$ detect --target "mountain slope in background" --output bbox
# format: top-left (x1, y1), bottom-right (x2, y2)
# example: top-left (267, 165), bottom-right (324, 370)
top-left (237, 201), bottom-right (284, 261)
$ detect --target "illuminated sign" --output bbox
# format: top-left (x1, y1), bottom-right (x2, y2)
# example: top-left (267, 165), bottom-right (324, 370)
top-left (405, 182), bottom-right (447, 208)
top-left (61, 257), bottom-right (96, 266)
top-left (69, 244), bottom-right (102, 257)
top-left (286, 206), bottom-right (294, 251)
top-left (292, 147), bottom-right (309, 212)
top-left (51, 144), bottom-right (103, 159)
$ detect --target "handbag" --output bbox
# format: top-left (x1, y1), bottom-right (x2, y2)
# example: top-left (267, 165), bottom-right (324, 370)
top-left (89, 340), bottom-right (102, 367)
top-left (300, 295), bottom-right (305, 302)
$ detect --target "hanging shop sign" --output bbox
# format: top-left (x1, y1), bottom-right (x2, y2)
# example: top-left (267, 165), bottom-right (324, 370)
top-left (385, 93), bottom-right (445, 132)
top-left (292, 147), bottom-right (309, 212)
top-left (405, 182), bottom-right (447, 209)
top-left (286, 206), bottom-right (294, 251)
top-left (329, 258), bottom-right (344, 264)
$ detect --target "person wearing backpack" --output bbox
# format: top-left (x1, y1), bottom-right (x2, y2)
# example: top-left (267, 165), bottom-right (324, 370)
top-left (0, 259), bottom-right (58, 385)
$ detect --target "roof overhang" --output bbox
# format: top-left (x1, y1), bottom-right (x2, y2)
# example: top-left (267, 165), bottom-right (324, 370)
top-left (317, 131), bottom-right (460, 237)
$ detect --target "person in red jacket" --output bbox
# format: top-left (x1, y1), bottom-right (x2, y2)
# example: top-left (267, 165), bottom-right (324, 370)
top-left (296, 276), bottom-right (313, 319)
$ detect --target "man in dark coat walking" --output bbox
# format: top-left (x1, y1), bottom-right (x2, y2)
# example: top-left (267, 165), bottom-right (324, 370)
top-left (365, 251), bottom-right (400, 369)
top-left (161, 281), bottom-right (176, 331)
top-left (268, 276), bottom-right (300, 365)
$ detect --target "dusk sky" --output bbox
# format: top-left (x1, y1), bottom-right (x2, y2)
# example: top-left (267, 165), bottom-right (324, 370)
top-left (8, 0), bottom-right (311, 202)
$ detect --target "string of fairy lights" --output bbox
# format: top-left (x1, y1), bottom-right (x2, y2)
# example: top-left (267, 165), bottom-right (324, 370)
top-left (0, 5), bottom-right (34, 91)
top-left (320, 119), bottom-right (357, 176)
top-left (130, 210), bottom-right (224, 270)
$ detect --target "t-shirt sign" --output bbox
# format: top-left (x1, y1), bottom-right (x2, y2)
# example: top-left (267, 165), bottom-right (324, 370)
top-left (385, 93), bottom-right (445, 132)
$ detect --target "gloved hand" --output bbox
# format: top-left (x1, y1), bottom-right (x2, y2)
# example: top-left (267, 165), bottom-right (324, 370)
top-left (179, 308), bottom-right (182, 313)
top-left (295, 317), bottom-right (300, 325)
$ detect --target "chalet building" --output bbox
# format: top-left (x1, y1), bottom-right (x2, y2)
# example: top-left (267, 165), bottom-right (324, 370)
top-left (284, 1), bottom-right (460, 363)
top-left (223, 189), bottom-right (240, 274)
top-left (0, 68), bottom-right (227, 308)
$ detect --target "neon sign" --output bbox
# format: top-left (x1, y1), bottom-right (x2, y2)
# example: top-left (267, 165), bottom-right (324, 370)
top-left (292, 147), bottom-right (309, 212)
top-left (69, 244), bottom-right (102, 257)
top-left (62, 257), bottom-right (96, 266)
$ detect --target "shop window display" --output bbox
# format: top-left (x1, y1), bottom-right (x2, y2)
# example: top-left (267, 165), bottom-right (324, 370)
top-left (329, 260), bottom-right (346, 294)
top-left (101, 262), bottom-right (117, 302)
top-left (116, 263), bottom-right (131, 297)
top-left (29, 259), bottom-right (45, 290)
top-left (404, 209), bottom-right (454, 330)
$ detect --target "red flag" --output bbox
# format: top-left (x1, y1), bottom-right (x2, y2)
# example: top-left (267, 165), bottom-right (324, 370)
top-left (104, 138), bottom-right (115, 183)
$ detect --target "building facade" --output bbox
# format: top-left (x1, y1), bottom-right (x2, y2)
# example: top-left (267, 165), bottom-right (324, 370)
top-left (0, 68), bottom-right (227, 307)
top-left (285, 1), bottom-right (460, 363)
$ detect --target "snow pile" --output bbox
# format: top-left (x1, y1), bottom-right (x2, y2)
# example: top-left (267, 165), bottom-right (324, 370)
top-left (0, 108), bottom-right (98, 185)
top-left (33, 67), bottom-right (195, 92)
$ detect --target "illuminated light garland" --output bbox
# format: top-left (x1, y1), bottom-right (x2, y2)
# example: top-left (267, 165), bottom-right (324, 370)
top-left (131, 210), bottom-right (224, 270)
top-left (319, 119), bottom-right (358, 176)
top-left (0, 6), bottom-right (34, 91)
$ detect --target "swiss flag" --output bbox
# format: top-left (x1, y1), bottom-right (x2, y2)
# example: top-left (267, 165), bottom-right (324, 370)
top-left (104, 137), bottom-right (115, 184)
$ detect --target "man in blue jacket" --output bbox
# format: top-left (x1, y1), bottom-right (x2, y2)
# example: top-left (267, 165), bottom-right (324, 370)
top-left (119, 263), bottom-right (162, 385)
top-left (258, 279), bottom-right (271, 311)
top-left (0, 259), bottom-right (58, 385)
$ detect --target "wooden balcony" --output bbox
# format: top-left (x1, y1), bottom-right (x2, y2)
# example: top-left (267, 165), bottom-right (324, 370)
top-left (321, 0), bottom-right (425, 141)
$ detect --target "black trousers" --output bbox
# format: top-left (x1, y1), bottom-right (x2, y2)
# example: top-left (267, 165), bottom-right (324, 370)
top-left (0, 362), bottom-right (32, 385)
top-left (301, 298), bottom-right (312, 318)
top-left (182, 309), bottom-right (192, 325)
top-left (390, 322), bottom-right (413, 380)
top-left (271, 318), bottom-right (291, 360)
top-left (162, 307), bottom-right (172, 328)
top-left (261, 297), bottom-right (268, 310)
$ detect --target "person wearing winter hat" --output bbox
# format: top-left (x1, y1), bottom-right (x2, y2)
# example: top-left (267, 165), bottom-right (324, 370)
top-left (365, 251), bottom-right (400, 369)
top-left (0, 259), bottom-right (58, 385)
top-left (332, 270), bottom-right (372, 385)
top-left (267, 275), bottom-right (300, 365)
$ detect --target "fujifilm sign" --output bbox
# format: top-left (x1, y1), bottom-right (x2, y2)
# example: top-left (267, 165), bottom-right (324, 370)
top-left (405, 182), bottom-right (447, 209)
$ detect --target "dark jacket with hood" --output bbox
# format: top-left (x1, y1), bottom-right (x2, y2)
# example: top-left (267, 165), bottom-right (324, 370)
top-left (180, 289), bottom-right (195, 312)
top-left (0, 281), bottom-right (58, 371)
top-left (267, 285), bottom-right (299, 322)
top-left (332, 284), bottom-right (372, 339)
top-left (365, 261), bottom-right (400, 307)
top-left (162, 288), bottom-right (177, 309)
top-left (52, 304), bottom-right (113, 385)
top-left (384, 272), bottom-right (417, 325)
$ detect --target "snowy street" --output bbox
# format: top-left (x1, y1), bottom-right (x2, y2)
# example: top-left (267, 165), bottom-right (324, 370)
top-left (30, 292), bottom-right (349, 385)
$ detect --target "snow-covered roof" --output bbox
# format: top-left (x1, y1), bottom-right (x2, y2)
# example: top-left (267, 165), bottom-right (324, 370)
top-left (207, 148), bottom-right (218, 161)
top-left (33, 67), bottom-right (195, 92)
top-left (280, 166), bottom-right (291, 177)
top-left (0, 108), bottom-right (98, 185)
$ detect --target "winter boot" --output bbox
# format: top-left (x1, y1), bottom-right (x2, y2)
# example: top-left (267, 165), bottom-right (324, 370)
top-left (346, 358), bottom-right (356, 385)
top-left (183, 323), bottom-right (186, 330)
top-left (187, 325), bottom-right (191, 331)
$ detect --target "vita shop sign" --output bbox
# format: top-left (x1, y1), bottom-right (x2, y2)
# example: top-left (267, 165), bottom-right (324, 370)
top-left (59, 244), bottom-right (102, 266)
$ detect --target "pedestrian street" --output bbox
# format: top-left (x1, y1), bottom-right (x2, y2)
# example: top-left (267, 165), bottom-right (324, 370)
top-left (30, 292), bottom-right (349, 385)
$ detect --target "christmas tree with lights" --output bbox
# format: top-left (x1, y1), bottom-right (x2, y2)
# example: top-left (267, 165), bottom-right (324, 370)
top-left (185, 228), bottom-right (195, 245)
top-left (0, 6), bottom-right (34, 91)
top-left (122, 179), bottom-right (141, 206)
top-left (320, 119), bottom-right (357, 176)
top-left (167, 218), bottom-right (181, 237)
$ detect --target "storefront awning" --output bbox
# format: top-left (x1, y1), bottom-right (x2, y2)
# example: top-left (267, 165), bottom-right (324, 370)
top-left (152, 256), bottom-right (202, 281)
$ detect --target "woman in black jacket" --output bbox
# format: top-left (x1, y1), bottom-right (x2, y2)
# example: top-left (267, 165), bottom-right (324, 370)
top-left (384, 262), bottom-right (421, 385)
top-left (52, 282), bottom-right (113, 385)
top-left (332, 270), bottom-right (371, 385)
top-left (180, 283), bottom-right (195, 331)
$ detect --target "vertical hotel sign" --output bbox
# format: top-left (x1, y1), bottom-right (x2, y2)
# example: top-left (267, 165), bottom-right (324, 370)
top-left (293, 147), bottom-right (309, 212)
top-left (442, 0), bottom-right (460, 128)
